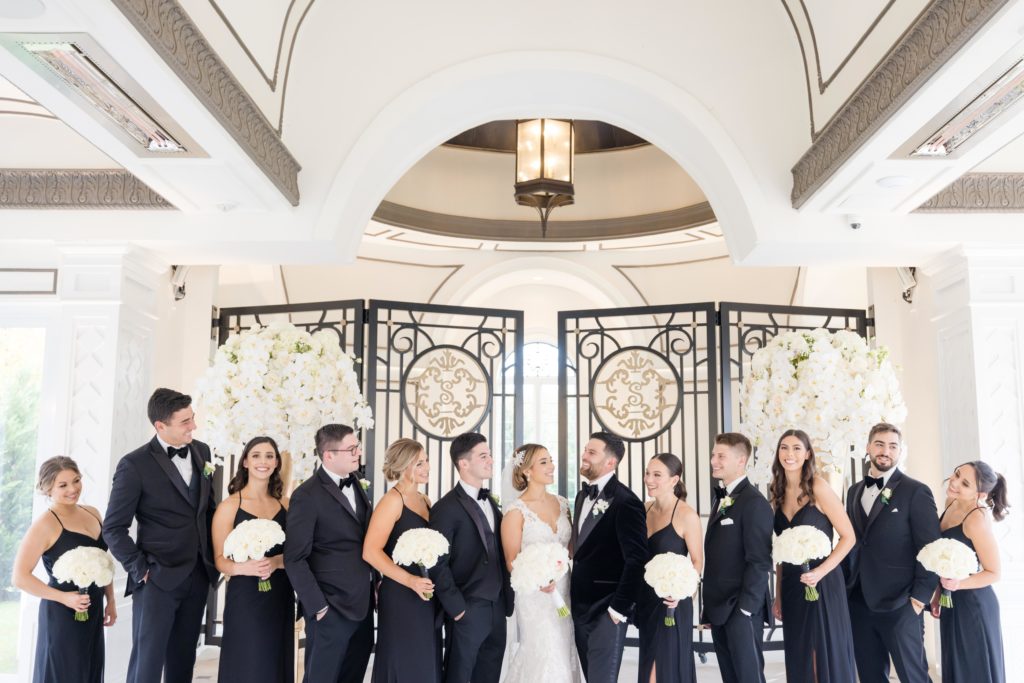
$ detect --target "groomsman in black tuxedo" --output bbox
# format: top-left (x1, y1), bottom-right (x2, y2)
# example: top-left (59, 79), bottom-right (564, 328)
top-left (285, 424), bottom-right (375, 683)
top-left (701, 432), bottom-right (773, 683)
top-left (843, 422), bottom-right (940, 683)
top-left (570, 431), bottom-right (648, 683)
top-left (430, 432), bottom-right (512, 683)
top-left (103, 388), bottom-right (219, 683)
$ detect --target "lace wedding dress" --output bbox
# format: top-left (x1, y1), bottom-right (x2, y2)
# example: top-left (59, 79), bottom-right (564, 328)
top-left (503, 496), bottom-right (581, 683)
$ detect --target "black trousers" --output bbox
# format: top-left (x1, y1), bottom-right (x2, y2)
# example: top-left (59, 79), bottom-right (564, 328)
top-left (573, 612), bottom-right (627, 683)
top-left (443, 597), bottom-right (506, 683)
top-left (127, 562), bottom-right (210, 683)
top-left (303, 606), bottom-right (374, 683)
top-left (709, 608), bottom-right (766, 683)
top-left (849, 591), bottom-right (931, 683)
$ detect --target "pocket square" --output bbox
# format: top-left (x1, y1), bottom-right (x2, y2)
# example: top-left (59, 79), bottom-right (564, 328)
top-left (890, 507), bottom-right (899, 513)
top-left (720, 518), bottom-right (735, 526)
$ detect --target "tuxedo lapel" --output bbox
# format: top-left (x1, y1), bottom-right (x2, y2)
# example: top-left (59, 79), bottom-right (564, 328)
top-left (455, 486), bottom-right (492, 557)
top-left (577, 478), bottom-right (616, 550)
top-left (864, 469), bottom-right (903, 535)
top-left (148, 438), bottom-right (190, 504)
top-left (355, 475), bottom-right (372, 529)
top-left (710, 478), bottom-right (748, 528)
top-left (571, 491), bottom-right (585, 552)
top-left (190, 446), bottom-right (210, 515)
top-left (317, 468), bottom-right (360, 523)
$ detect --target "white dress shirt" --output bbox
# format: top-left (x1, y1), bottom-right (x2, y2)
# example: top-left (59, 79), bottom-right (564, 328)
top-left (157, 435), bottom-right (193, 486)
top-left (322, 467), bottom-right (357, 510)
top-left (861, 468), bottom-right (896, 515)
top-left (458, 480), bottom-right (495, 531)
top-left (577, 470), bottom-right (627, 623)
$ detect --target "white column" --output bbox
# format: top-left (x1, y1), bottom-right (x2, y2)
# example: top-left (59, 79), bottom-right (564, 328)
top-left (923, 246), bottom-right (1024, 680)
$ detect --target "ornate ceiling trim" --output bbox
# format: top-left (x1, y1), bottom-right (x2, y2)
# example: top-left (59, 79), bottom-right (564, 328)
top-left (110, 0), bottom-right (302, 205)
top-left (0, 169), bottom-right (173, 209)
top-left (790, 0), bottom-right (1010, 208)
top-left (915, 173), bottom-right (1024, 212)
top-left (373, 200), bottom-right (716, 242)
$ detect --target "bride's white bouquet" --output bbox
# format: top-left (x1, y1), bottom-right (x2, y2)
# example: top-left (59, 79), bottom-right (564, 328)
top-left (916, 538), bottom-right (978, 609)
top-left (51, 546), bottom-right (114, 621)
top-left (772, 525), bottom-right (833, 601)
top-left (643, 552), bottom-right (699, 626)
top-left (510, 542), bottom-right (571, 618)
top-left (392, 528), bottom-right (450, 600)
top-left (222, 518), bottom-right (286, 592)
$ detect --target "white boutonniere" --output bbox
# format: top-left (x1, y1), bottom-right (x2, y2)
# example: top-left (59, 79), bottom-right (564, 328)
top-left (359, 478), bottom-right (371, 491)
top-left (203, 462), bottom-right (216, 478)
top-left (490, 493), bottom-right (501, 507)
top-left (719, 495), bottom-right (735, 516)
top-left (880, 488), bottom-right (892, 506)
top-left (592, 499), bottom-right (610, 517)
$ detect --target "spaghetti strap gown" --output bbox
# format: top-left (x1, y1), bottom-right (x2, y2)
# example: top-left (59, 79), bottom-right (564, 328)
top-left (217, 500), bottom-right (295, 683)
top-left (33, 509), bottom-right (106, 683)
top-left (938, 507), bottom-right (1005, 683)
top-left (773, 504), bottom-right (856, 683)
top-left (637, 500), bottom-right (696, 683)
top-left (371, 498), bottom-right (441, 683)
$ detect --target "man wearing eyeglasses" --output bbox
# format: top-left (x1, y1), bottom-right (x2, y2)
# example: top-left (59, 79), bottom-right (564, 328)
top-left (285, 424), bottom-right (375, 683)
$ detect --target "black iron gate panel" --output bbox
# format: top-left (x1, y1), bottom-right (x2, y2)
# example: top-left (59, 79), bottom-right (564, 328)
top-left (365, 300), bottom-right (524, 502)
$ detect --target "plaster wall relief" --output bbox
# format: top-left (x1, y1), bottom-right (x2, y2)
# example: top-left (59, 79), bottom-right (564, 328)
top-left (66, 322), bottom-right (110, 490)
top-left (0, 170), bottom-right (173, 209)
top-left (916, 173), bottom-right (1024, 212)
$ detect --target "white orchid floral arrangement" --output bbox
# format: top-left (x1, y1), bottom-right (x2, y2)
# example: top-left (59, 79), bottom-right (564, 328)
top-left (195, 322), bottom-right (373, 482)
top-left (739, 328), bottom-right (907, 483)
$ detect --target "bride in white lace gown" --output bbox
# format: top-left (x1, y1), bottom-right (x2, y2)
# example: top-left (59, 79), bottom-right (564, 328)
top-left (500, 444), bottom-right (581, 683)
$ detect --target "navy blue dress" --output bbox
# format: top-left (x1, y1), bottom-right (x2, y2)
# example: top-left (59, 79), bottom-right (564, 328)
top-left (939, 507), bottom-right (1005, 683)
top-left (33, 509), bottom-right (106, 683)
top-left (371, 496), bottom-right (441, 683)
top-left (217, 500), bottom-right (294, 683)
top-left (638, 499), bottom-right (696, 683)
top-left (773, 504), bottom-right (856, 683)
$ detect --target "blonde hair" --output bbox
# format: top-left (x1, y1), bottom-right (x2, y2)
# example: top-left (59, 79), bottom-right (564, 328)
top-left (37, 456), bottom-right (81, 495)
top-left (382, 438), bottom-right (425, 482)
top-left (511, 443), bottom-right (547, 491)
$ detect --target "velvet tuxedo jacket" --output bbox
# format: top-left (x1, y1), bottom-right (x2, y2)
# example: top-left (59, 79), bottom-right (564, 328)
top-left (103, 436), bottom-right (218, 596)
top-left (429, 483), bottom-right (513, 619)
top-left (842, 468), bottom-right (940, 611)
top-left (700, 477), bottom-right (773, 627)
top-left (284, 466), bottom-right (375, 621)
top-left (569, 475), bottom-right (648, 622)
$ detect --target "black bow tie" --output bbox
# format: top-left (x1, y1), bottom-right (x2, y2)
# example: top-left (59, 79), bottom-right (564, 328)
top-left (713, 486), bottom-right (727, 502)
top-left (477, 488), bottom-right (491, 502)
top-left (339, 474), bottom-right (357, 490)
top-left (581, 482), bottom-right (599, 501)
top-left (167, 446), bottom-right (189, 460)
top-left (864, 475), bottom-right (885, 490)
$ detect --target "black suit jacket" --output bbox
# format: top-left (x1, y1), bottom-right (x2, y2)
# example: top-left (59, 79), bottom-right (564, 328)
top-left (103, 436), bottom-right (218, 596)
top-left (429, 484), bottom-right (513, 618)
top-left (842, 468), bottom-right (940, 611)
top-left (569, 475), bottom-right (648, 621)
top-left (701, 478), bottom-right (773, 627)
top-left (284, 467), bottom-right (375, 621)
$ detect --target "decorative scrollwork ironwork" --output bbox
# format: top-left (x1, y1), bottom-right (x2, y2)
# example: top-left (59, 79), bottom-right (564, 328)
top-left (591, 347), bottom-right (681, 440)
top-left (402, 346), bottom-right (492, 438)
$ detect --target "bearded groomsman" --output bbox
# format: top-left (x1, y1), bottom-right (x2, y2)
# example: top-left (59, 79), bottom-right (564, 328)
top-left (843, 423), bottom-right (939, 683)
top-left (701, 432), bottom-right (773, 683)
top-left (430, 432), bottom-right (512, 683)
top-left (103, 388), bottom-right (219, 683)
top-left (285, 424), bottom-right (375, 683)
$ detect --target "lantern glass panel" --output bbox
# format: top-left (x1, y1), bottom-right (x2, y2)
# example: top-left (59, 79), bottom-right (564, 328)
top-left (516, 119), bottom-right (542, 183)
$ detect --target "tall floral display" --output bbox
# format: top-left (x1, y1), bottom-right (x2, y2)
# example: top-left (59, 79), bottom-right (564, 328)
top-left (194, 322), bottom-right (372, 482)
top-left (739, 328), bottom-right (906, 483)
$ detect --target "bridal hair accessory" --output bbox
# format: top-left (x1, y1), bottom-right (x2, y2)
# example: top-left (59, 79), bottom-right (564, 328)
top-left (511, 447), bottom-right (527, 468)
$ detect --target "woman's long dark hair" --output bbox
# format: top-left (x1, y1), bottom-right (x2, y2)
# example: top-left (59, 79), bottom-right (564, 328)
top-left (961, 460), bottom-right (1010, 522)
top-left (768, 429), bottom-right (816, 510)
top-left (650, 453), bottom-right (687, 500)
top-left (228, 436), bottom-right (284, 499)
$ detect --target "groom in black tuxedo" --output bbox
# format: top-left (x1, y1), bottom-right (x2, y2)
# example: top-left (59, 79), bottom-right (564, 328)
top-left (285, 424), bottom-right (375, 683)
top-left (843, 422), bottom-right (939, 683)
top-left (430, 432), bottom-right (512, 683)
top-left (570, 431), bottom-right (648, 683)
top-left (701, 432), bottom-right (773, 683)
top-left (103, 388), bottom-right (219, 683)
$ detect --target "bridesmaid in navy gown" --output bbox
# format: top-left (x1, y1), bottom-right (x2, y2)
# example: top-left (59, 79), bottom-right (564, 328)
top-left (212, 436), bottom-right (294, 682)
top-left (637, 453), bottom-right (703, 683)
top-left (13, 457), bottom-right (116, 683)
top-left (769, 430), bottom-right (857, 683)
top-left (931, 461), bottom-right (1007, 683)
top-left (363, 438), bottom-right (441, 683)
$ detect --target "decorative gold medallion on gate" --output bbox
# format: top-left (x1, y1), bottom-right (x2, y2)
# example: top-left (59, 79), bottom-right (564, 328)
top-left (402, 346), bottom-right (491, 438)
top-left (591, 348), bottom-right (680, 440)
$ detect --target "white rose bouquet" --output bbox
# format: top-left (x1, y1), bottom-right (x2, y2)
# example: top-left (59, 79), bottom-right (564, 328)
top-left (222, 518), bottom-right (286, 592)
top-left (51, 546), bottom-right (115, 621)
top-left (772, 525), bottom-right (833, 601)
top-left (643, 552), bottom-right (700, 626)
top-left (916, 538), bottom-right (978, 610)
top-left (391, 528), bottom-right (450, 600)
top-left (510, 542), bottom-right (572, 618)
